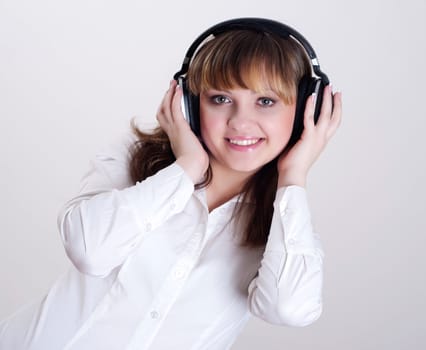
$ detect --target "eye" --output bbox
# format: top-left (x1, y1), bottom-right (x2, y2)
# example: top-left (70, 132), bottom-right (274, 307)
top-left (258, 97), bottom-right (275, 107)
top-left (211, 95), bottom-right (231, 104)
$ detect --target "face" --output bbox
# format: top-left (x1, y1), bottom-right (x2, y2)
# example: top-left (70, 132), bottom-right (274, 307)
top-left (199, 88), bottom-right (296, 177)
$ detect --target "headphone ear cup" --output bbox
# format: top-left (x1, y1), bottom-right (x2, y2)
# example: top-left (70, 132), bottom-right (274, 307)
top-left (312, 79), bottom-right (325, 124)
top-left (288, 76), bottom-right (325, 148)
top-left (188, 93), bottom-right (200, 136)
top-left (180, 78), bottom-right (201, 136)
top-left (288, 76), bottom-right (315, 147)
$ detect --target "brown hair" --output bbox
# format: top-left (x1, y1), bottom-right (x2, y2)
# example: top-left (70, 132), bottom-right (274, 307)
top-left (129, 29), bottom-right (311, 247)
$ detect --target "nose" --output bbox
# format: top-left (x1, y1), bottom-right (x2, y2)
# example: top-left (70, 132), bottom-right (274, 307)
top-left (227, 105), bottom-right (255, 131)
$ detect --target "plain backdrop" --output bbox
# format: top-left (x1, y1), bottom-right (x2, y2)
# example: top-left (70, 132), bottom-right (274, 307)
top-left (1, 0), bottom-right (425, 349)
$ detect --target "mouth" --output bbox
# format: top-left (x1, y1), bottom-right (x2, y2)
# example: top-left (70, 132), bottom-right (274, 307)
top-left (226, 138), bottom-right (264, 147)
top-left (227, 138), bottom-right (263, 146)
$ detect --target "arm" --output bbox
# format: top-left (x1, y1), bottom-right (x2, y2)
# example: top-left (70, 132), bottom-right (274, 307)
top-left (247, 186), bottom-right (323, 326)
top-left (59, 80), bottom-right (208, 278)
top-left (248, 87), bottom-right (342, 326)
top-left (58, 138), bottom-right (194, 277)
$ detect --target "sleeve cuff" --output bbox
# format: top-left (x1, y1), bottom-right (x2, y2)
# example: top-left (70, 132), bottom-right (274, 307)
top-left (265, 186), bottom-right (323, 258)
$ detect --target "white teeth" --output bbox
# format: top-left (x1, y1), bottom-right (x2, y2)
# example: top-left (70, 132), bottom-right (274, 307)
top-left (228, 139), bottom-right (260, 146)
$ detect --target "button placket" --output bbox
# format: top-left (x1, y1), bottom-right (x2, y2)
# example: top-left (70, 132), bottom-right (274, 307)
top-left (127, 199), bottom-right (208, 349)
top-left (187, 232), bottom-right (202, 249)
top-left (169, 231), bottom-right (204, 283)
top-left (144, 224), bottom-right (207, 332)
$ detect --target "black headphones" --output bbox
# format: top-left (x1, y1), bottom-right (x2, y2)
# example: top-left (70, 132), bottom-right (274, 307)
top-left (173, 17), bottom-right (330, 147)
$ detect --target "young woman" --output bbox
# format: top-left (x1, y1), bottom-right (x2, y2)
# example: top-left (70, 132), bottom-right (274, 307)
top-left (0, 18), bottom-right (342, 350)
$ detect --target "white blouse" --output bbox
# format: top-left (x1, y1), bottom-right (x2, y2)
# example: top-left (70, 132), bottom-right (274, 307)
top-left (0, 138), bottom-right (324, 350)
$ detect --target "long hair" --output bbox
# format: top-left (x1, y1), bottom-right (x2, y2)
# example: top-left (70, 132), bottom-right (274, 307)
top-left (129, 29), bottom-right (311, 247)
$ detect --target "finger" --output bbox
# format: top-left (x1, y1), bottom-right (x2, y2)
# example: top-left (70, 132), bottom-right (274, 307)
top-left (171, 83), bottom-right (185, 122)
top-left (316, 84), bottom-right (333, 129)
top-left (156, 80), bottom-right (176, 124)
top-left (326, 92), bottom-right (342, 139)
top-left (303, 93), bottom-right (316, 130)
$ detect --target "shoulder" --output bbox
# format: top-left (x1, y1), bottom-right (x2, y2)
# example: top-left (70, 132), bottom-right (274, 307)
top-left (95, 131), bottom-right (138, 163)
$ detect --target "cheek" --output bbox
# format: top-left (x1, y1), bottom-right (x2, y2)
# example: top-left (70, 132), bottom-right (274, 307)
top-left (199, 103), bottom-right (227, 137)
top-left (199, 113), bottom-right (211, 141)
top-left (268, 123), bottom-right (293, 150)
top-left (268, 109), bottom-right (296, 145)
top-left (281, 120), bottom-right (295, 138)
top-left (199, 110), bottom-right (222, 149)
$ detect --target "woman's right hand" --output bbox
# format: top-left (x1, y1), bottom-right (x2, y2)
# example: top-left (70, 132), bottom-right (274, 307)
top-left (156, 80), bottom-right (209, 184)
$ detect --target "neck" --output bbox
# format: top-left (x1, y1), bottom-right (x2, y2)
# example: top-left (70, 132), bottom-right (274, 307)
top-left (205, 159), bottom-right (255, 212)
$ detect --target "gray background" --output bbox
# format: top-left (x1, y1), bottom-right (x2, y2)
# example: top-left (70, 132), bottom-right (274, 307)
top-left (1, 0), bottom-right (425, 349)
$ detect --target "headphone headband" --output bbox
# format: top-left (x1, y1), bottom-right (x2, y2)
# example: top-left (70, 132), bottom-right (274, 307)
top-left (174, 17), bottom-right (329, 84)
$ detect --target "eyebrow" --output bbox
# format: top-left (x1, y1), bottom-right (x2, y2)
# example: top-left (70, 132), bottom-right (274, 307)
top-left (204, 88), bottom-right (278, 95)
top-left (204, 89), bottom-right (232, 95)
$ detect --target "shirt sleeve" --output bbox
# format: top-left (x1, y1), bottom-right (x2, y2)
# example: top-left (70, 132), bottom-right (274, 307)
top-left (57, 136), bottom-right (195, 277)
top-left (247, 185), bottom-right (324, 327)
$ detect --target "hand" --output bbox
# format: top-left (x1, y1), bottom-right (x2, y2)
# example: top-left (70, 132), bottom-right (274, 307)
top-left (277, 85), bottom-right (342, 188)
top-left (156, 80), bottom-right (209, 184)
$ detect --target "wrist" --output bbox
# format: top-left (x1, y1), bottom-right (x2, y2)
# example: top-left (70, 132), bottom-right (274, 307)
top-left (176, 156), bottom-right (207, 184)
top-left (277, 170), bottom-right (307, 188)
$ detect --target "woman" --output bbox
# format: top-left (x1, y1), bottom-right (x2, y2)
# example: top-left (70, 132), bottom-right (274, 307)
top-left (0, 18), bottom-right (342, 350)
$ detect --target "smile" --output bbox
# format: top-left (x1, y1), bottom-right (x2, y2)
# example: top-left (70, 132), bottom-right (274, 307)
top-left (227, 138), bottom-right (263, 146)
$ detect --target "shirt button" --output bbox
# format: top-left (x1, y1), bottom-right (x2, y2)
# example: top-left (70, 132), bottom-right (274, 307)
top-left (170, 202), bottom-right (176, 210)
top-left (150, 311), bottom-right (160, 319)
top-left (145, 222), bottom-right (152, 231)
top-left (173, 268), bottom-right (186, 280)
top-left (288, 239), bottom-right (296, 246)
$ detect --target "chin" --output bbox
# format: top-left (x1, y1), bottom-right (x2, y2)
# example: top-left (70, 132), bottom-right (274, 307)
top-left (209, 151), bottom-right (279, 177)
top-left (225, 161), bottom-right (267, 175)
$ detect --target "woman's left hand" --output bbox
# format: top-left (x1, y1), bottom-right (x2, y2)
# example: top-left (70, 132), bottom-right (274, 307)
top-left (277, 85), bottom-right (342, 188)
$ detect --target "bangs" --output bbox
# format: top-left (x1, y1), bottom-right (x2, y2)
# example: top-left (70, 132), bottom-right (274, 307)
top-left (187, 30), bottom-right (311, 105)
